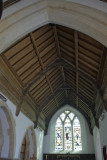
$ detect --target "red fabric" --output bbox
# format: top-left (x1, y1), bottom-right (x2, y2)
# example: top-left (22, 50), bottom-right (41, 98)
top-left (103, 146), bottom-right (107, 160)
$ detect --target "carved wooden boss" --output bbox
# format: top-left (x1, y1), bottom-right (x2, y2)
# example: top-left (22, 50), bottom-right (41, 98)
top-left (0, 0), bottom-right (3, 19)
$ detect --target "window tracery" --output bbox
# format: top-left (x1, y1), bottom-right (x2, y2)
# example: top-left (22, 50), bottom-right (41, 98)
top-left (55, 111), bottom-right (82, 152)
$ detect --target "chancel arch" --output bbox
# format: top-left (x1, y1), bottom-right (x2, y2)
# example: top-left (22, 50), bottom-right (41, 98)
top-left (0, 100), bottom-right (16, 158)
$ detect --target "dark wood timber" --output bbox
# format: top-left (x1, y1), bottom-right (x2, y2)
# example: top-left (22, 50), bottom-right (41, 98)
top-left (0, 0), bottom-right (3, 19)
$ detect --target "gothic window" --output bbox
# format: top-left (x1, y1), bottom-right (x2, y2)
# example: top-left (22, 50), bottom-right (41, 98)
top-left (56, 118), bottom-right (63, 150)
top-left (55, 111), bottom-right (82, 152)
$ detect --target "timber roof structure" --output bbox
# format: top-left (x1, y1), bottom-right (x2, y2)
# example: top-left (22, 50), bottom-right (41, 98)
top-left (0, 24), bottom-right (107, 133)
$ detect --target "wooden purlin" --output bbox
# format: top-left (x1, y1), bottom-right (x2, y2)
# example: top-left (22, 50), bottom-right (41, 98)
top-left (19, 57), bottom-right (103, 115)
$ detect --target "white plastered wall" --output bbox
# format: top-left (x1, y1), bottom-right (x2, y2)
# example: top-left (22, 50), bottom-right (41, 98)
top-left (35, 128), bottom-right (44, 160)
top-left (0, 107), bottom-right (9, 157)
top-left (43, 104), bottom-right (94, 154)
top-left (93, 111), bottom-right (107, 160)
top-left (99, 111), bottom-right (107, 150)
top-left (0, 94), bottom-right (44, 160)
top-left (93, 126), bottom-right (103, 160)
top-left (0, 0), bottom-right (107, 159)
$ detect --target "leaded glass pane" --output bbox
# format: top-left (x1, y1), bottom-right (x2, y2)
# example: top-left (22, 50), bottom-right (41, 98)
top-left (64, 117), bottom-right (72, 151)
top-left (69, 112), bottom-right (75, 120)
top-left (65, 111), bottom-right (70, 114)
top-left (56, 117), bottom-right (62, 127)
top-left (55, 118), bottom-right (63, 150)
top-left (60, 113), bottom-right (66, 121)
top-left (73, 117), bottom-right (82, 151)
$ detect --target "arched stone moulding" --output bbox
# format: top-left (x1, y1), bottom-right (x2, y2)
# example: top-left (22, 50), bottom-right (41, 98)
top-left (0, 119), bottom-right (4, 156)
top-left (45, 105), bottom-right (94, 154)
top-left (0, 0), bottom-right (107, 54)
top-left (19, 126), bottom-right (37, 160)
top-left (0, 101), bottom-right (16, 158)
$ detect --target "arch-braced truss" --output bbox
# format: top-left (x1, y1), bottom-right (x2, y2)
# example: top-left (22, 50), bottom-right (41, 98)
top-left (0, 24), bottom-right (107, 134)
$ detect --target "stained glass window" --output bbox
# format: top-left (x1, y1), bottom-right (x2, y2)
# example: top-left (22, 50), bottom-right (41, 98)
top-left (64, 117), bottom-right (72, 151)
top-left (73, 117), bottom-right (82, 151)
top-left (60, 113), bottom-right (66, 121)
top-left (65, 111), bottom-right (70, 114)
top-left (55, 111), bottom-right (82, 152)
top-left (69, 113), bottom-right (75, 120)
top-left (55, 118), bottom-right (63, 150)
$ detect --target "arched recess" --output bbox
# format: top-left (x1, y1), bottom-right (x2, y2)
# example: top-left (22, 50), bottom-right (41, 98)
top-left (0, 101), bottom-right (16, 158)
top-left (19, 126), bottom-right (37, 160)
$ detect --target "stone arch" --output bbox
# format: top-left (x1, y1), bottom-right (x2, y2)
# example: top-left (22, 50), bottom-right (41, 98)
top-left (0, 119), bottom-right (4, 155)
top-left (0, 100), bottom-right (16, 158)
top-left (19, 126), bottom-right (37, 160)
top-left (43, 104), bottom-right (94, 154)
top-left (0, 0), bottom-right (107, 54)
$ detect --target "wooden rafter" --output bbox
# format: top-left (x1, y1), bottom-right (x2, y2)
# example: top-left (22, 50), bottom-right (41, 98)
top-left (1, 24), bottom-right (106, 133)
top-left (45, 101), bottom-right (92, 135)
top-left (39, 83), bottom-right (65, 112)
top-left (53, 25), bottom-right (68, 103)
top-left (30, 32), bottom-right (59, 110)
top-left (74, 31), bottom-right (79, 107)
top-left (60, 66), bottom-right (68, 103)
top-left (52, 25), bottom-right (61, 58)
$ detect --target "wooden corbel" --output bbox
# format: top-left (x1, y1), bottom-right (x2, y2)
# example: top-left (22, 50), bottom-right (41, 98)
top-left (16, 93), bottom-right (25, 116)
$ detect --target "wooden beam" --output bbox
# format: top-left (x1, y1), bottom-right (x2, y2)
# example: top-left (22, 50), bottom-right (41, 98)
top-left (16, 93), bottom-right (24, 116)
top-left (18, 58), bottom-right (104, 110)
top-left (39, 83), bottom-right (96, 118)
top-left (63, 84), bottom-right (96, 112)
top-left (30, 33), bottom-right (44, 70)
top-left (30, 32), bottom-right (59, 109)
top-left (60, 66), bottom-right (67, 102)
top-left (39, 83), bottom-right (65, 111)
top-left (52, 25), bottom-right (61, 58)
top-left (74, 31), bottom-right (79, 107)
top-left (45, 74), bottom-right (59, 108)
top-left (0, 93), bottom-right (7, 101)
top-left (45, 102), bottom-right (92, 135)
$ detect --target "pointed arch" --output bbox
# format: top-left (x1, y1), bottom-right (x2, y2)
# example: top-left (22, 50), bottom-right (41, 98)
top-left (55, 109), bottom-right (82, 152)
top-left (19, 126), bottom-right (37, 160)
top-left (0, 101), bottom-right (16, 158)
